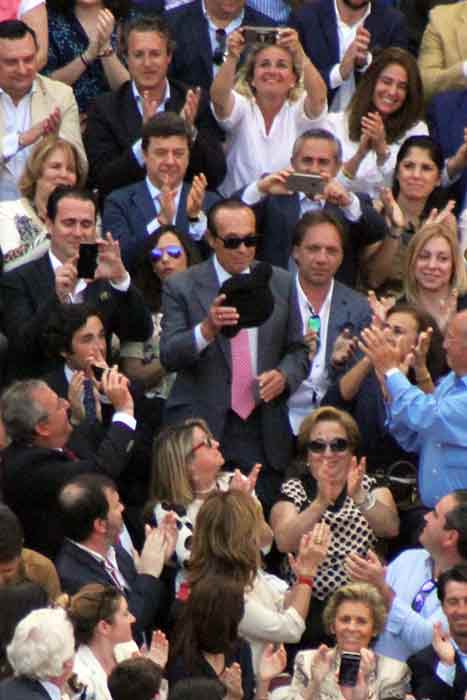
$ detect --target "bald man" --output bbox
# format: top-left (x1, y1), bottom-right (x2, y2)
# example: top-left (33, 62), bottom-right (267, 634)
top-left (359, 310), bottom-right (467, 508)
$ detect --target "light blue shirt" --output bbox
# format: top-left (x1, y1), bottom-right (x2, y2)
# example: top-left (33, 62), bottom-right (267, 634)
top-left (375, 549), bottom-right (447, 661)
top-left (386, 369), bottom-right (467, 508)
top-left (436, 639), bottom-right (467, 686)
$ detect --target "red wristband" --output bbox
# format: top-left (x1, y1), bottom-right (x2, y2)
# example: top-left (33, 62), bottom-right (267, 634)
top-left (297, 575), bottom-right (314, 588)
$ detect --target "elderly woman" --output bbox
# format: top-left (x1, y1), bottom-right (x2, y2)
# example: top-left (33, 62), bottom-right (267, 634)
top-left (270, 406), bottom-right (399, 646)
top-left (288, 582), bottom-right (410, 700)
top-left (210, 28), bottom-right (327, 196)
top-left (0, 607), bottom-right (75, 698)
top-left (0, 135), bottom-right (86, 271)
top-left (187, 489), bottom-right (331, 675)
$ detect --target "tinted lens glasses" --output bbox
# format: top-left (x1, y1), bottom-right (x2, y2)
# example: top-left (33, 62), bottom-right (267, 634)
top-left (150, 245), bottom-right (183, 262)
top-left (217, 235), bottom-right (259, 249)
top-left (306, 438), bottom-right (349, 454)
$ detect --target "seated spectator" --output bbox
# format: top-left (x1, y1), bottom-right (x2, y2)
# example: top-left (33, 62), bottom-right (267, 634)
top-left (0, 504), bottom-right (61, 600)
top-left (0, 185), bottom-right (153, 380)
top-left (108, 656), bottom-right (163, 700)
top-left (120, 226), bottom-right (200, 402)
top-left (404, 222), bottom-right (467, 333)
top-left (311, 48), bottom-right (427, 199)
top-left (239, 128), bottom-right (389, 289)
top-left (0, 20), bottom-right (86, 202)
top-left (187, 489), bottom-right (330, 673)
top-left (418, 1), bottom-right (467, 104)
top-left (289, 0), bottom-right (408, 111)
top-left (345, 490), bottom-right (467, 661)
top-left (168, 678), bottom-right (226, 700)
top-left (0, 607), bottom-right (75, 700)
top-left (270, 406), bottom-right (399, 647)
top-left (0, 582), bottom-right (49, 681)
top-left (165, 0), bottom-right (275, 92)
top-left (0, 135), bottom-right (86, 272)
top-left (287, 582), bottom-right (410, 700)
top-left (56, 474), bottom-right (177, 642)
top-left (408, 564), bottom-right (467, 700)
top-left (0, 0), bottom-right (48, 69)
top-left (210, 27), bottom-right (327, 196)
top-left (0, 377), bottom-right (137, 559)
top-left (84, 14), bottom-right (226, 198)
top-left (45, 0), bottom-right (130, 118)
top-left (102, 112), bottom-right (219, 272)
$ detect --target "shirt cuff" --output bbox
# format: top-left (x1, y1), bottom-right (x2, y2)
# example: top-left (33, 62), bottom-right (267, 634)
top-left (112, 412), bottom-right (136, 430)
top-left (3, 132), bottom-right (20, 162)
top-left (436, 660), bottom-right (456, 687)
top-left (194, 323), bottom-right (211, 352)
top-left (188, 211), bottom-right (207, 242)
top-left (341, 192), bottom-right (362, 221)
top-left (463, 60), bottom-right (467, 79)
top-left (110, 273), bottom-right (131, 292)
top-left (356, 51), bottom-right (372, 73)
top-left (385, 368), bottom-right (400, 378)
top-left (242, 181), bottom-right (264, 206)
top-left (330, 63), bottom-right (345, 88)
top-left (132, 139), bottom-right (144, 167)
top-left (441, 160), bottom-right (460, 186)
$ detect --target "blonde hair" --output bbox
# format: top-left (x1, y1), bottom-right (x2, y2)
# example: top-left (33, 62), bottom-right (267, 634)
top-left (323, 582), bottom-right (387, 638)
top-left (19, 136), bottom-right (85, 200)
top-left (405, 221), bottom-right (467, 304)
top-left (297, 406), bottom-right (360, 456)
top-left (235, 43), bottom-right (303, 102)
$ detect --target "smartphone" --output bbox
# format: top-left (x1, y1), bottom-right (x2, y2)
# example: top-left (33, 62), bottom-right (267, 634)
top-left (338, 652), bottom-right (361, 687)
top-left (243, 26), bottom-right (278, 44)
top-left (91, 365), bottom-right (105, 381)
top-left (308, 316), bottom-right (321, 333)
top-left (286, 173), bottom-right (325, 197)
top-left (77, 243), bottom-right (98, 279)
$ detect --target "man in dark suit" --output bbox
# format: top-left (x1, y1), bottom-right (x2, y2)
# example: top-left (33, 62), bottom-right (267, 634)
top-left (160, 199), bottom-right (309, 510)
top-left (287, 209), bottom-right (371, 435)
top-left (1, 374), bottom-right (137, 559)
top-left (165, 0), bottom-right (276, 91)
top-left (240, 128), bottom-right (390, 289)
top-left (56, 474), bottom-right (176, 642)
top-left (0, 185), bottom-right (152, 380)
top-left (102, 112), bottom-right (220, 273)
top-left (408, 564), bottom-right (467, 700)
top-left (289, 0), bottom-right (408, 109)
top-left (84, 14), bottom-right (226, 199)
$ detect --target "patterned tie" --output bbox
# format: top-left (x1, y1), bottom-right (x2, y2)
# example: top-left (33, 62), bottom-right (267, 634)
top-left (231, 329), bottom-right (255, 420)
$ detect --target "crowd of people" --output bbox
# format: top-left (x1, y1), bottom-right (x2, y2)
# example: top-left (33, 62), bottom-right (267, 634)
top-left (1, 0), bottom-right (467, 698)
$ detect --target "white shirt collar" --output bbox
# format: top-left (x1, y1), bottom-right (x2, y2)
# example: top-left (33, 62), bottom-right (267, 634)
top-left (132, 80), bottom-right (171, 110)
top-left (201, 0), bottom-right (244, 32)
top-left (38, 680), bottom-right (61, 700)
top-left (145, 176), bottom-right (182, 202)
top-left (296, 274), bottom-right (334, 316)
top-left (213, 254), bottom-right (250, 285)
top-left (333, 0), bottom-right (371, 27)
top-left (0, 78), bottom-right (37, 99)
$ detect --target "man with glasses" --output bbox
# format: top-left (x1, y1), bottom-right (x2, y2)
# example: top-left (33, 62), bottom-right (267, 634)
top-left (345, 490), bottom-right (467, 661)
top-left (159, 199), bottom-right (309, 511)
top-left (102, 112), bottom-right (220, 273)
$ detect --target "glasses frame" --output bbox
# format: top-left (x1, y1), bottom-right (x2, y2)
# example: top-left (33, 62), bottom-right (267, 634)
top-left (213, 233), bottom-right (260, 249)
top-left (306, 438), bottom-right (350, 454)
top-left (150, 245), bottom-right (183, 262)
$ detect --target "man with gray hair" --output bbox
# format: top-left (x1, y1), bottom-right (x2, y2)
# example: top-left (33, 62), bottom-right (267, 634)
top-left (239, 128), bottom-right (390, 288)
top-left (0, 607), bottom-right (75, 699)
top-left (0, 375), bottom-right (136, 559)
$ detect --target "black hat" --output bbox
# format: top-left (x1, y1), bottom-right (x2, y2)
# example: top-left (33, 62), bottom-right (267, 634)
top-left (219, 262), bottom-right (275, 338)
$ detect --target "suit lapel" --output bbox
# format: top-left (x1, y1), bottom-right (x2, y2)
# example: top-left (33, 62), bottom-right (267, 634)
top-left (176, 183), bottom-right (190, 232)
top-left (133, 181), bottom-right (158, 231)
top-left (193, 259), bottom-right (231, 368)
top-left (120, 82), bottom-right (143, 142)
top-left (325, 281), bottom-right (351, 366)
top-left (31, 254), bottom-right (55, 297)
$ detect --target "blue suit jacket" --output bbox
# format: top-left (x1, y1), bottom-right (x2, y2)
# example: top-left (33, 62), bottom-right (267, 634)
top-left (102, 180), bottom-right (220, 272)
top-left (0, 678), bottom-right (52, 700)
top-left (165, 0), bottom-right (276, 91)
top-left (427, 89), bottom-right (467, 215)
top-left (289, 0), bottom-right (408, 104)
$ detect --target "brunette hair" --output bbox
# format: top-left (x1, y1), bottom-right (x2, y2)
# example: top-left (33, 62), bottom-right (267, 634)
top-left (67, 583), bottom-right (123, 646)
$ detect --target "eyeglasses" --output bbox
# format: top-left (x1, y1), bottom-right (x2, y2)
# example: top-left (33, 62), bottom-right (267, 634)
top-left (214, 234), bottom-right (260, 249)
top-left (150, 245), bottom-right (183, 262)
top-left (191, 436), bottom-right (216, 454)
top-left (213, 28), bottom-right (227, 66)
top-left (306, 438), bottom-right (349, 454)
top-left (411, 578), bottom-right (437, 612)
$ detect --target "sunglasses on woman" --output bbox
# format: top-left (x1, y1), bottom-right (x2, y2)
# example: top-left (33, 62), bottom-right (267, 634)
top-left (150, 245), bottom-right (183, 262)
top-left (306, 438), bottom-right (349, 453)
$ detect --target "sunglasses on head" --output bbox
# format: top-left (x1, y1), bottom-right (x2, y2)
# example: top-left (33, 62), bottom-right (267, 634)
top-left (306, 438), bottom-right (349, 454)
top-left (215, 234), bottom-right (260, 250)
top-left (150, 245), bottom-right (183, 262)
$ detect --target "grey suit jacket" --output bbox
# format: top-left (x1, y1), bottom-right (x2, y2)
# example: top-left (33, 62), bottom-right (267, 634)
top-left (159, 258), bottom-right (309, 471)
top-left (323, 280), bottom-right (372, 371)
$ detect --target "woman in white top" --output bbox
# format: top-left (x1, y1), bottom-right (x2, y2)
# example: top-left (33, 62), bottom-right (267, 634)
top-left (313, 47), bottom-right (427, 199)
top-left (210, 27), bottom-right (327, 196)
top-left (0, 1), bottom-right (48, 68)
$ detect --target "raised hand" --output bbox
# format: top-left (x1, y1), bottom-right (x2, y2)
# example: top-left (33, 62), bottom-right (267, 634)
top-left (147, 629), bottom-right (169, 669)
top-left (361, 111), bottom-right (387, 158)
top-left (289, 522), bottom-right (331, 577)
top-left (344, 550), bottom-right (386, 591)
top-left (180, 87), bottom-right (201, 127)
top-left (378, 187), bottom-right (405, 229)
top-left (95, 233), bottom-right (128, 284)
top-left (201, 294), bottom-right (239, 341)
top-left (258, 643), bottom-right (287, 682)
top-left (367, 290), bottom-right (396, 328)
top-left (220, 662), bottom-right (243, 700)
top-left (257, 169), bottom-right (293, 196)
top-left (330, 328), bottom-right (358, 369)
top-left (347, 456), bottom-right (367, 500)
top-left (55, 256), bottom-right (78, 302)
top-left (432, 621), bottom-right (455, 665)
top-left (187, 173), bottom-right (207, 219)
top-left (229, 463), bottom-right (261, 494)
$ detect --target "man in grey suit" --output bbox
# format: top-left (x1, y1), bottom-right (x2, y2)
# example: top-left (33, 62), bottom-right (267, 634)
top-left (159, 199), bottom-right (309, 510)
top-left (288, 209), bottom-right (371, 435)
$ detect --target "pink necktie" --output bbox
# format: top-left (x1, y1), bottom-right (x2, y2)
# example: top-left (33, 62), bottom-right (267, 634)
top-left (231, 329), bottom-right (255, 420)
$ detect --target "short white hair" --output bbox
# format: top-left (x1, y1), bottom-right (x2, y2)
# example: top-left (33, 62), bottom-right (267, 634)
top-left (7, 607), bottom-right (75, 679)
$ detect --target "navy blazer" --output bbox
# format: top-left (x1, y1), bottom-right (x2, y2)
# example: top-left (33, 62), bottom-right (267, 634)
top-left (165, 0), bottom-right (276, 91)
top-left (102, 180), bottom-right (220, 272)
top-left (408, 644), bottom-right (467, 700)
top-left (56, 539), bottom-right (167, 644)
top-left (289, 0), bottom-right (408, 104)
top-left (427, 90), bottom-right (467, 215)
top-left (0, 677), bottom-right (53, 700)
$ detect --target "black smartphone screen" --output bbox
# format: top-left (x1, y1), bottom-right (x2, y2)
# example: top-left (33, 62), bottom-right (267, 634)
top-left (338, 652), bottom-right (360, 687)
top-left (91, 365), bottom-right (105, 381)
top-left (77, 243), bottom-right (98, 279)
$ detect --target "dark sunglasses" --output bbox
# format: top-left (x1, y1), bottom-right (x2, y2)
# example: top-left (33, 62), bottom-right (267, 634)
top-left (215, 234), bottom-right (260, 249)
top-left (150, 245), bottom-right (183, 262)
top-left (191, 436), bottom-right (216, 454)
top-left (213, 28), bottom-right (227, 66)
top-left (306, 438), bottom-right (349, 454)
top-left (411, 579), bottom-right (437, 612)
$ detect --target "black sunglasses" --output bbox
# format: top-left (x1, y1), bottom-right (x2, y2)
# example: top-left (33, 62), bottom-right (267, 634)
top-left (306, 438), bottom-right (349, 454)
top-left (214, 234), bottom-right (260, 249)
top-left (213, 28), bottom-right (227, 66)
